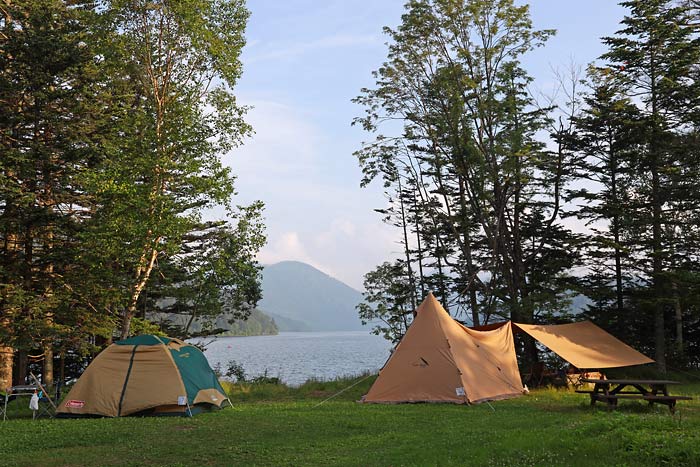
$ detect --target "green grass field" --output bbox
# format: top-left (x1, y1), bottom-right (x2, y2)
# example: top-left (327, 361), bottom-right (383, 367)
top-left (1, 376), bottom-right (699, 467)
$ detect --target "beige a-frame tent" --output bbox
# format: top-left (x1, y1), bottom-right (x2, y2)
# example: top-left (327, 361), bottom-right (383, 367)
top-left (363, 293), bottom-right (524, 404)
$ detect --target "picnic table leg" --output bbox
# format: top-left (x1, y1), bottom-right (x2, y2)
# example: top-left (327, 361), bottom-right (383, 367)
top-left (590, 383), bottom-right (605, 406)
top-left (606, 397), bottom-right (618, 411)
top-left (605, 384), bottom-right (617, 410)
top-left (661, 385), bottom-right (673, 412)
top-left (648, 384), bottom-right (664, 408)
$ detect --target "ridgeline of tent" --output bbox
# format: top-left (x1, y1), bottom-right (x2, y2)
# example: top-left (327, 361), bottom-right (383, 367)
top-left (362, 293), bottom-right (654, 405)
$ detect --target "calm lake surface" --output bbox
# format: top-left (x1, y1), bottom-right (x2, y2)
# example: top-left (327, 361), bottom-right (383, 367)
top-left (196, 331), bottom-right (393, 386)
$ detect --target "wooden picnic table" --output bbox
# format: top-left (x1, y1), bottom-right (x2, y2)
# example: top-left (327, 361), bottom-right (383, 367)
top-left (577, 378), bottom-right (692, 413)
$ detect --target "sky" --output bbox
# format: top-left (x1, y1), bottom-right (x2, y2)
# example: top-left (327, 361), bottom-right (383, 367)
top-left (219, 0), bottom-right (628, 290)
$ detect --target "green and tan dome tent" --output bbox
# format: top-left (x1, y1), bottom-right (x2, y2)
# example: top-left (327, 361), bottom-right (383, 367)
top-left (57, 335), bottom-right (231, 417)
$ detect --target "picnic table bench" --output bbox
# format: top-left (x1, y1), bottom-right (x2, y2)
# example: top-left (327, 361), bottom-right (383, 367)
top-left (576, 378), bottom-right (692, 413)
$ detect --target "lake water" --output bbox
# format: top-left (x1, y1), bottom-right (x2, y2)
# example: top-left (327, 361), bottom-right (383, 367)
top-left (196, 331), bottom-right (393, 386)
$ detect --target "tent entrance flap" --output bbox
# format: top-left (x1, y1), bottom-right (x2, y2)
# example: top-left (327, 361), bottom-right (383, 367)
top-left (514, 321), bottom-right (654, 369)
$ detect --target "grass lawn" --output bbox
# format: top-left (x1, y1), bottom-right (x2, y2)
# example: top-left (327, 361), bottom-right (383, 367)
top-left (1, 376), bottom-right (699, 467)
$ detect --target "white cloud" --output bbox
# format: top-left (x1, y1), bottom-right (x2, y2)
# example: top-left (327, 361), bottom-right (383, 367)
top-left (246, 38), bottom-right (262, 49)
top-left (258, 231), bottom-right (313, 265)
top-left (220, 95), bottom-right (399, 290)
top-left (258, 219), bottom-right (398, 290)
top-left (314, 218), bottom-right (356, 248)
top-left (244, 33), bottom-right (380, 64)
top-left (224, 100), bottom-right (320, 177)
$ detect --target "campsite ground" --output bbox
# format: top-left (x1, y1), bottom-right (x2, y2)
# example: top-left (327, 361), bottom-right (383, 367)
top-left (1, 375), bottom-right (699, 467)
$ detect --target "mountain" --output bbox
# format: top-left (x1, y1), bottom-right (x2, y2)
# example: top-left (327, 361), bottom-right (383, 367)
top-left (259, 261), bottom-right (365, 331)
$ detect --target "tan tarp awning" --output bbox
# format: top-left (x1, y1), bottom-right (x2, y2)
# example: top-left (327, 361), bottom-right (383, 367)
top-left (364, 293), bottom-right (524, 404)
top-left (515, 321), bottom-right (654, 369)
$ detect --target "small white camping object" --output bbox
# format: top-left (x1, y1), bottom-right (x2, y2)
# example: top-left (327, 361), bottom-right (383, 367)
top-left (29, 391), bottom-right (39, 411)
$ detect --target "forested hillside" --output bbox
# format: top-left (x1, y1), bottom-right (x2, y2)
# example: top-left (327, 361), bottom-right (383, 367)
top-left (214, 309), bottom-right (279, 337)
top-left (150, 308), bottom-right (278, 337)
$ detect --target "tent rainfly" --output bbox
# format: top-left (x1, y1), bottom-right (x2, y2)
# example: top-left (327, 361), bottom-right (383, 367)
top-left (514, 321), bottom-right (654, 369)
top-left (363, 293), bottom-right (525, 404)
top-left (57, 335), bottom-right (230, 417)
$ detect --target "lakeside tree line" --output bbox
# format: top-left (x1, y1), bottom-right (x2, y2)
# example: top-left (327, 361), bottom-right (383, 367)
top-left (355, 0), bottom-right (700, 371)
top-left (0, 1), bottom-right (264, 389)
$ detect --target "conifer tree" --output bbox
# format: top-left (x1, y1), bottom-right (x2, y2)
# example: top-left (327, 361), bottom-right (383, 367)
top-left (602, 0), bottom-right (700, 370)
top-left (0, 0), bottom-right (110, 386)
top-left (567, 68), bottom-right (644, 344)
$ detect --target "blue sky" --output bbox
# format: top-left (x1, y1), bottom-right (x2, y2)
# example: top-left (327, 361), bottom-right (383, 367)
top-left (221, 0), bottom-right (627, 290)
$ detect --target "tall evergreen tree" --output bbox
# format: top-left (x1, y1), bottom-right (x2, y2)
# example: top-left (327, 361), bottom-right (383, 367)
top-left (567, 67), bottom-right (644, 345)
top-left (357, 260), bottom-right (416, 344)
top-left (1, 0), bottom-right (265, 386)
top-left (0, 0), bottom-right (111, 387)
top-left (146, 204), bottom-right (266, 338)
top-left (602, 0), bottom-right (700, 371)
